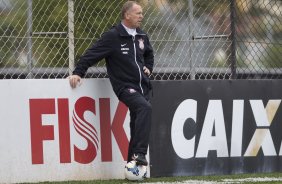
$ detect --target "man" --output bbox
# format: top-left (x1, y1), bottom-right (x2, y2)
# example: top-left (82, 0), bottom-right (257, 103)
top-left (69, 1), bottom-right (154, 166)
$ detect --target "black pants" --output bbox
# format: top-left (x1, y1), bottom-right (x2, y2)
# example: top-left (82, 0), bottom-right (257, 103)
top-left (118, 88), bottom-right (152, 162)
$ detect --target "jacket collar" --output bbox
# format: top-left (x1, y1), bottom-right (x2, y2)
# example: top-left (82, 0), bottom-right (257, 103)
top-left (115, 22), bottom-right (146, 37)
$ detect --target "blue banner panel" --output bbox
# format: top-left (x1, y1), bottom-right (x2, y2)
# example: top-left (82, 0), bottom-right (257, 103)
top-left (150, 80), bottom-right (282, 177)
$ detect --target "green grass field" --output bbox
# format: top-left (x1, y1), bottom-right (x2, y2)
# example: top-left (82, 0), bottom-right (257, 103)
top-left (37, 172), bottom-right (282, 184)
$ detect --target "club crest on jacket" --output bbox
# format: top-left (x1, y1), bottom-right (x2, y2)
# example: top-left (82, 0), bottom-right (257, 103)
top-left (138, 38), bottom-right (144, 50)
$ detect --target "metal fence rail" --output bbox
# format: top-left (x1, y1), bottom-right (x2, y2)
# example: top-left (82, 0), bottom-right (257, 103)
top-left (0, 0), bottom-right (281, 80)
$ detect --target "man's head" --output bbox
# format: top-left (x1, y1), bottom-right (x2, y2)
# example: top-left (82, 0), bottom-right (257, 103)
top-left (121, 1), bottom-right (143, 29)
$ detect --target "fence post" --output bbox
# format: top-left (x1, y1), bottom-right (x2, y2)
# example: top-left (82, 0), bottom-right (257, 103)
top-left (229, 0), bottom-right (237, 79)
top-left (27, 0), bottom-right (33, 79)
top-left (68, 0), bottom-right (75, 76)
top-left (188, 0), bottom-right (195, 80)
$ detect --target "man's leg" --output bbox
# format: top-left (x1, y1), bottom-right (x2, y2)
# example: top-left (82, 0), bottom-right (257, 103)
top-left (127, 111), bottom-right (136, 162)
top-left (119, 88), bottom-right (152, 165)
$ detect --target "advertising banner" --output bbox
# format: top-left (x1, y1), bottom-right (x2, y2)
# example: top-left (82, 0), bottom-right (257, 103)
top-left (150, 80), bottom-right (282, 177)
top-left (2, 79), bottom-right (282, 182)
top-left (0, 79), bottom-right (131, 183)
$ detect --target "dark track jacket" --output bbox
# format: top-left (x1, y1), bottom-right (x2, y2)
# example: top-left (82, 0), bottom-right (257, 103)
top-left (73, 23), bottom-right (154, 97)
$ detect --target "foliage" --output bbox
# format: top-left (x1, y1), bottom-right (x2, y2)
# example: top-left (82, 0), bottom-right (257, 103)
top-left (74, 0), bottom-right (128, 64)
top-left (0, 0), bottom-right (129, 68)
top-left (263, 44), bottom-right (282, 68)
top-left (0, 0), bottom-right (281, 72)
top-left (0, 0), bottom-right (26, 67)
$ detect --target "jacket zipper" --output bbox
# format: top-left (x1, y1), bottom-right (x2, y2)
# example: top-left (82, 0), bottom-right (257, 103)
top-left (132, 36), bottom-right (144, 94)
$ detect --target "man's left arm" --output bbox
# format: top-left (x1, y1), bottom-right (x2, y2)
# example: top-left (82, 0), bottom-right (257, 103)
top-left (143, 36), bottom-right (154, 74)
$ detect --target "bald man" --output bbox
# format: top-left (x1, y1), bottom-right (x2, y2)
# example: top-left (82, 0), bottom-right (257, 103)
top-left (69, 1), bottom-right (154, 166)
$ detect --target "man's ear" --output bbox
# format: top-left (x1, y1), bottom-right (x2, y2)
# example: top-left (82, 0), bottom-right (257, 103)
top-left (125, 12), bottom-right (130, 20)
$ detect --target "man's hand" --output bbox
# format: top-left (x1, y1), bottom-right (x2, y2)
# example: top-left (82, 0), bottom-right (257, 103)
top-left (143, 66), bottom-right (151, 76)
top-left (68, 75), bottom-right (82, 88)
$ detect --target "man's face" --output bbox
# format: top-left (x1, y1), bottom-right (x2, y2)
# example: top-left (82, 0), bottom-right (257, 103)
top-left (125, 4), bottom-right (143, 28)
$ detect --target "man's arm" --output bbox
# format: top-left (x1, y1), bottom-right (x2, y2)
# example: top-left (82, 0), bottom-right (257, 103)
top-left (69, 32), bottom-right (113, 88)
top-left (68, 75), bottom-right (81, 88)
top-left (143, 36), bottom-right (154, 74)
top-left (72, 32), bottom-right (113, 77)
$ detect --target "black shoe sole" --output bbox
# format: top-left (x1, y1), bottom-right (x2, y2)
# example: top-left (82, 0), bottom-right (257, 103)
top-left (135, 159), bottom-right (148, 166)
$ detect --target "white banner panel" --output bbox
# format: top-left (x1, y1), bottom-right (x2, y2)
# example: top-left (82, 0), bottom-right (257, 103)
top-left (0, 79), bottom-right (135, 183)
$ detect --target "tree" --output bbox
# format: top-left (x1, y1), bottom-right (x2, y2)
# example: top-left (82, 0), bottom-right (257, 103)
top-left (0, 0), bottom-right (128, 68)
top-left (74, 0), bottom-right (128, 66)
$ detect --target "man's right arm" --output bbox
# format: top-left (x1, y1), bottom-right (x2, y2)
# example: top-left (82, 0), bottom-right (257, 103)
top-left (68, 75), bottom-right (81, 88)
top-left (69, 31), bottom-right (113, 88)
top-left (72, 32), bottom-right (113, 77)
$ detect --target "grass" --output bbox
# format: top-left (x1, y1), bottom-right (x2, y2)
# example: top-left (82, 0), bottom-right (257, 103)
top-left (34, 172), bottom-right (282, 184)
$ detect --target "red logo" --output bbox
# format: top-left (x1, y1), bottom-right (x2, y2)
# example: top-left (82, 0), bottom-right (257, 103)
top-left (29, 97), bottom-right (129, 164)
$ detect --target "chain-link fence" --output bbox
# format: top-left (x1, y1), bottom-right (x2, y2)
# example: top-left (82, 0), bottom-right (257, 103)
top-left (0, 0), bottom-right (281, 80)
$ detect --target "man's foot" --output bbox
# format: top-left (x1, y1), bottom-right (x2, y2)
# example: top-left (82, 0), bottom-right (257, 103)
top-left (132, 153), bottom-right (148, 166)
